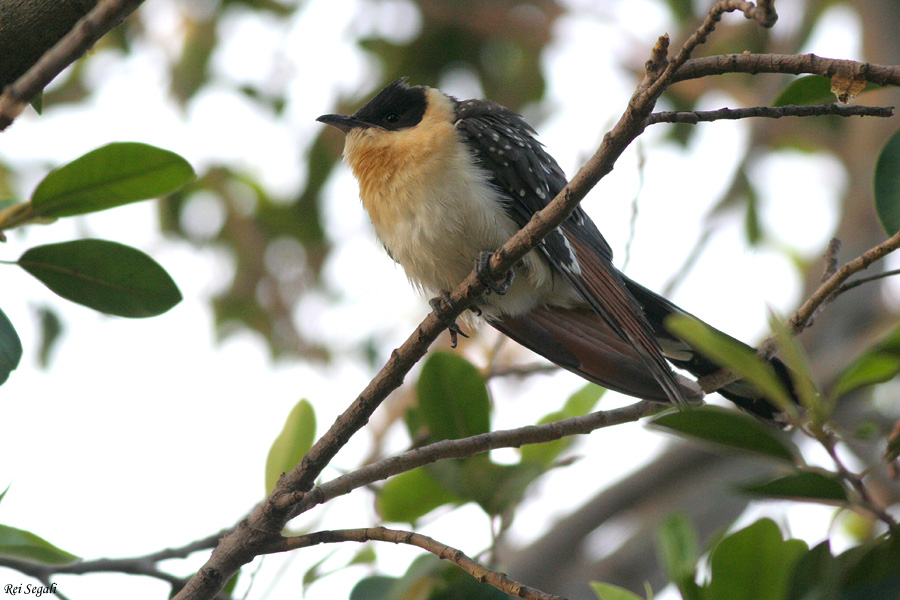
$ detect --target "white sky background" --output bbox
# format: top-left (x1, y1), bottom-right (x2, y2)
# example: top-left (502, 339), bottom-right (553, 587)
top-left (0, 0), bottom-right (864, 598)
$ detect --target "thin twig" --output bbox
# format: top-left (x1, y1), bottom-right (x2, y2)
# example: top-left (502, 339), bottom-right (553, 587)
top-left (645, 104), bottom-right (893, 126)
top-left (487, 362), bottom-right (561, 379)
top-left (821, 433), bottom-right (898, 530)
top-left (265, 527), bottom-right (567, 600)
top-left (836, 268), bottom-right (900, 295)
top-left (289, 401), bottom-right (663, 516)
top-left (0, 530), bottom-right (225, 591)
top-left (0, 0), bottom-right (145, 131)
top-left (822, 238), bottom-right (842, 283)
top-left (788, 229), bottom-right (900, 335)
top-left (698, 227), bottom-right (900, 393)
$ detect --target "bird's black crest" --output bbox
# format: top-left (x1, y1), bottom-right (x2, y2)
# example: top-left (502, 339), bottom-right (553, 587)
top-left (354, 78), bottom-right (428, 131)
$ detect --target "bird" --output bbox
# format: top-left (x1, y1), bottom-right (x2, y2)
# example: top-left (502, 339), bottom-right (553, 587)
top-left (317, 78), bottom-right (793, 422)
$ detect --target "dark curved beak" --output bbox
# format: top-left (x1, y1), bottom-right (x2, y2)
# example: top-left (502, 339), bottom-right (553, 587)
top-left (316, 113), bottom-right (370, 133)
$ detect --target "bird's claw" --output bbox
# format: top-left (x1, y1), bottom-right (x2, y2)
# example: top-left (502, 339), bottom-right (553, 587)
top-left (429, 292), bottom-right (469, 348)
top-left (476, 251), bottom-right (514, 295)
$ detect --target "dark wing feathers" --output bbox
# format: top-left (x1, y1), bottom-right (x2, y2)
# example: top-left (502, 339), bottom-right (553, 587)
top-left (455, 99), bottom-right (688, 405)
top-left (491, 305), bottom-right (695, 401)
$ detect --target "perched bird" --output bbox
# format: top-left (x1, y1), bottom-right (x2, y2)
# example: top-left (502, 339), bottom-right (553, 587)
top-left (318, 78), bottom-right (791, 421)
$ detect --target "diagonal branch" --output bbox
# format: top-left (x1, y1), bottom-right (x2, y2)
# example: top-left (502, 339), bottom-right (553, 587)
top-left (289, 401), bottom-right (661, 516)
top-left (0, 0), bottom-right (145, 131)
top-left (265, 527), bottom-right (567, 600)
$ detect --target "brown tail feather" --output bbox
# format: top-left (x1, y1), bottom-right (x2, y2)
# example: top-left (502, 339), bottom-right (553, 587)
top-left (489, 306), bottom-right (702, 402)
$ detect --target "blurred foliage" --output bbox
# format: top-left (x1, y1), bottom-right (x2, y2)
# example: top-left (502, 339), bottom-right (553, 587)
top-left (32, 0), bottom-right (561, 361)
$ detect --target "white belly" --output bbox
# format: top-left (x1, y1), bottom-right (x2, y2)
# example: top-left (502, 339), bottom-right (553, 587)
top-left (371, 159), bottom-right (577, 318)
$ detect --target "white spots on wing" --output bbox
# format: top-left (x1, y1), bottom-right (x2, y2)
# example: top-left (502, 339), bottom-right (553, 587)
top-left (519, 189), bottom-right (526, 197)
top-left (560, 234), bottom-right (582, 275)
top-left (535, 188), bottom-right (546, 200)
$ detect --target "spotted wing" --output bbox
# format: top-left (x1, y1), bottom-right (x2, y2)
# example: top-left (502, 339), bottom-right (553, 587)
top-left (454, 99), bottom-right (688, 405)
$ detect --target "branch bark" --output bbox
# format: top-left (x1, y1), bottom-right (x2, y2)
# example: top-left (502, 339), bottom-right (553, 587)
top-left (268, 527), bottom-right (566, 600)
top-left (0, 0), bottom-right (98, 89)
top-left (0, 0), bottom-right (145, 130)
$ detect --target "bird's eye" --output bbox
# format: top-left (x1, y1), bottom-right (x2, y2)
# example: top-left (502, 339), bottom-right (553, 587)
top-left (385, 112), bottom-right (400, 124)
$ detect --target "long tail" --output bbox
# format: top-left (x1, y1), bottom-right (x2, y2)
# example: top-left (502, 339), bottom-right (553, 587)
top-left (488, 305), bottom-right (703, 404)
top-left (622, 277), bottom-right (795, 423)
top-left (488, 283), bottom-right (794, 424)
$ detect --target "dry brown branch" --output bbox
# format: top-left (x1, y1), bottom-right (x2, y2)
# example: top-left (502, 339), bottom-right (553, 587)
top-left (267, 527), bottom-right (567, 600)
top-left (289, 401), bottom-right (661, 516)
top-left (646, 104), bottom-right (893, 125)
top-left (672, 53), bottom-right (900, 87)
top-left (0, 0), bottom-right (145, 131)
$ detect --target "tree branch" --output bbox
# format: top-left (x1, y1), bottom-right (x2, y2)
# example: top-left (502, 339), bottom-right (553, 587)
top-left (289, 401), bottom-right (662, 516)
top-left (697, 227), bottom-right (900, 394)
top-left (265, 527), bottom-right (567, 600)
top-left (0, 531), bottom-right (225, 592)
top-left (646, 103), bottom-right (894, 125)
top-left (672, 53), bottom-right (900, 87)
top-left (0, 0), bottom-right (145, 131)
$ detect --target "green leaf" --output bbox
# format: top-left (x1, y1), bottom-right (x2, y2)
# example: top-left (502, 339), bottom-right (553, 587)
top-left (590, 582), bottom-right (647, 600)
top-left (768, 312), bottom-right (823, 423)
top-left (18, 239), bottom-right (182, 318)
top-left (706, 519), bottom-right (807, 600)
top-left (773, 75), bottom-right (880, 107)
top-left (773, 76), bottom-right (834, 107)
top-left (787, 541), bottom-right (842, 600)
top-left (0, 306), bottom-right (22, 385)
top-left (666, 314), bottom-right (794, 412)
top-left (0, 524), bottom-right (80, 565)
top-left (739, 470), bottom-right (849, 504)
top-left (521, 383), bottom-right (604, 466)
top-left (417, 352), bottom-right (490, 441)
top-left (657, 514), bottom-right (702, 600)
top-left (376, 467), bottom-right (460, 524)
top-left (36, 306), bottom-right (63, 368)
top-left (0, 484), bottom-right (9, 505)
top-left (31, 142), bottom-right (194, 218)
top-left (831, 322), bottom-right (900, 398)
top-left (456, 459), bottom-right (543, 516)
top-left (649, 405), bottom-right (799, 463)
top-left (875, 128), bottom-right (900, 235)
top-left (349, 545), bottom-right (377, 565)
top-left (221, 571), bottom-right (240, 596)
top-left (349, 575), bottom-right (397, 600)
top-left (839, 533), bottom-right (900, 596)
top-left (265, 399), bottom-right (316, 494)
top-left (30, 92), bottom-right (43, 115)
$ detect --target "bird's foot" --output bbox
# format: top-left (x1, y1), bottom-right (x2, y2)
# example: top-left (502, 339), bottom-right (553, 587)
top-left (476, 251), bottom-right (515, 295)
top-left (429, 291), bottom-right (469, 348)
